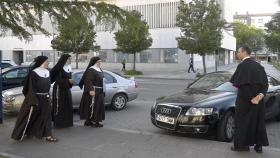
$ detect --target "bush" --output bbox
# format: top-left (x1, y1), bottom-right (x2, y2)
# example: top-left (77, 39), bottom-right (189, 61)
top-left (272, 61), bottom-right (280, 70)
top-left (196, 72), bottom-right (204, 78)
top-left (124, 70), bottom-right (143, 76)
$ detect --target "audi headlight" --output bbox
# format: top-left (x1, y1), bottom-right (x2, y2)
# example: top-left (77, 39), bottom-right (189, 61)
top-left (185, 107), bottom-right (214, 116)
top-left (2, 92), bottom-right (15, 103)
top-left (152, 101), bottom-right (157, 109)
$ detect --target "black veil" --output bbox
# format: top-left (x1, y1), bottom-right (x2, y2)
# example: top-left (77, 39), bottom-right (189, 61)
top-left (50, 54), bottom-right (71, 83)
top-left (78, 56), bottom-right (101, 89)
top-left (22, 56), bottom-right (48, 96)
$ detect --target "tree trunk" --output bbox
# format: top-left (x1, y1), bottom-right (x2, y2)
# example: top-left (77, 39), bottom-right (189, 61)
top-left (215, 50), bottom-right (218, 72)
top-left (255, 52), bottom-right (257, 60)
top-left (202, 55), bottom-right (207, 74)
top-left (76, 52), bottom-right (78, 69)
top-left (133, 52), bottom-right (136, 71)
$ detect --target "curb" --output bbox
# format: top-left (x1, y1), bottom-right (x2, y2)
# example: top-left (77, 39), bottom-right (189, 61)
top-left (0, 152), bottom-right (24, 158)
top-left (135, 76), bottom-right (196, 80)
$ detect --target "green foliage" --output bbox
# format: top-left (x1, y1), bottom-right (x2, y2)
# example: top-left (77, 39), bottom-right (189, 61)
top-left (124, 70), bottom-right (143, 76)
top-left (51, 8), bottom-right (97, 54)
top-left (265, 12), bottom-right (280, 53)
top-left (272, 61), bottom-right (280, 70)
top-left (114, 10), bottom-right (152, 54)
top-left (0, 155), bottom-right (9, 158)
top-left (234, 22), bottom-right (265, 52)
top-left (51, 8), bottom-right (97, 68)
top-left (195, 72), bottom-right (204, 78)
top-left (0, 0), bottom-right (126, 41)
top-left (114, 10), bottom-right (152, 71)
top-left (176, 0), bottom-right (225, 74)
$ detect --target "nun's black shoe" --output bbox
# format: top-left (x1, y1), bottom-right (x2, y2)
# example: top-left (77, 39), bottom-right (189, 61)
top-left (94, 122), bottom-right (103, 128)
top-left (254, 145), bottom-right (263, 153)
top-left (84, 121), bottom-right (93, 127)
top-left (231, 146), bottom-right (250, 152)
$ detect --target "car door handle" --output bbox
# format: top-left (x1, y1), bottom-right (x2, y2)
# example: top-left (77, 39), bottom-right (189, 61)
top-left (112, 87), bottom-right (117, 88)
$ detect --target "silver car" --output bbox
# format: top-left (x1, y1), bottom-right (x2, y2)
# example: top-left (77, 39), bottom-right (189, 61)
top-left (2, 70), bottom-right (138, 113)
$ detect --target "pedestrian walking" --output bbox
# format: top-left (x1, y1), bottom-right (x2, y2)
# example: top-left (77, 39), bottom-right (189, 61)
top-left (50, 54), bottom-right (74, 128)
top-left (121, 58), bottom-right (126, 71)
top-left (79, 57), bottom-right (105, 127)
top-left (188, 57), bottom-right (195, 73)
top-left (11, 56), bottom-right (58, 142)
top-left (230, 45), bottom-right (269, 153)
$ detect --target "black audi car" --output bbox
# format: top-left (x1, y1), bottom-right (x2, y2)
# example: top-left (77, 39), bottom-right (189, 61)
top-left (151, 71), bottom-right (280, 142)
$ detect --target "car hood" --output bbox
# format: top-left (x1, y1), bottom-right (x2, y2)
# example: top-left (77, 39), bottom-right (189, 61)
top-left (2, 84), bottom-right (55, 97)
top-left (2, 86), bottom-right (24, 96)
top-left (156, 89), bottom-right (236, 106)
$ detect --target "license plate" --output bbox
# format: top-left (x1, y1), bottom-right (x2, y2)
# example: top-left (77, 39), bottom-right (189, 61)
top-left (156, 114), bottom-right (175, 124)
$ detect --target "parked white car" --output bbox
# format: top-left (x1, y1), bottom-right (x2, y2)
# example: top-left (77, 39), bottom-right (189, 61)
top-left (2, 70), bottom-right (139, 113)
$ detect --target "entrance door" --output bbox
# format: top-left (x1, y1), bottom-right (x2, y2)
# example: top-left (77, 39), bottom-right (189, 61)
top-left (13, 51), bottom-right (24, 65)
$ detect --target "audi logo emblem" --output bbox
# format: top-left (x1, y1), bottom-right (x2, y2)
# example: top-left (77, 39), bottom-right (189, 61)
top-left (161, 108), bottom-right (172, 114)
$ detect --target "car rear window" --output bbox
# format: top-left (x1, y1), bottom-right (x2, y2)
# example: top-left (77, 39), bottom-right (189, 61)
top-left (112, 72), bottom-right (129, 79)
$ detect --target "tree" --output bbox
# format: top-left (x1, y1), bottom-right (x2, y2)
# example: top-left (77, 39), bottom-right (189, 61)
top-left (234, 22), bottom-right (265, 57)
top-left (0, 0), bottom-right (126, 41)
top-left (176, 0), bottom-right (225, 74)
top-left (51, 8), bottom-right (98, 69)
top-left (114, 10), bottom-right (152, 71)
top-left (265, 12), bottom-right (280, 54)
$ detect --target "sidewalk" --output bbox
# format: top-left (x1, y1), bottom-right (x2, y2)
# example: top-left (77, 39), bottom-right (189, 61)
top-left (261, 62), bottom-right (280, 81)
top-left (120, 63), bottom-right (239, 80)
top-left (121, 62), bottom-right (279, 81)
top-left (1, 120), bottom-right (280, 158)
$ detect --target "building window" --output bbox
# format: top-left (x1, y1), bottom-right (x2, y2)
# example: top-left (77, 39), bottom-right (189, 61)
top-left (258, 19), bottom-right (263, 23)
top-left (163, 48), bottom-right (178, 63)
top-left (116, 52), bottom-right (129, 63)
top-left (251, 19), bottom-right (255, 24)
top-left (140, 51), bottom-right (152, 63)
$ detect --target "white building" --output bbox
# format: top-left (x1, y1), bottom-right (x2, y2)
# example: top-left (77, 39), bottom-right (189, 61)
top-left (234, 12), bottom-right (274, 29)
top-left (0, 0), bottom-right (236, 71)
top-left (233, 12), bottom-right (276, 57)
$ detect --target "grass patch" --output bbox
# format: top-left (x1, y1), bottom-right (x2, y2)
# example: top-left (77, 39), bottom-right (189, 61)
top-left (0, 155), bottom-right (10, 158)
top-left (196, 72), bottom-right (204, 78)
top-left (272, 61), bottom-right (280, 70)
top-left (124, 70), bottom-right (143, 76)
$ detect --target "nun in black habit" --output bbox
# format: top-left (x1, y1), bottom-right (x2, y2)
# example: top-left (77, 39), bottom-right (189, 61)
top-left (11, 56), bottom-right (58, 142)
top-left (50, 54), bottom-right (74, 128)
top-left (230, 46), bottom-right (268, 153)
top-left (79, 57), bottom-right (105, 127)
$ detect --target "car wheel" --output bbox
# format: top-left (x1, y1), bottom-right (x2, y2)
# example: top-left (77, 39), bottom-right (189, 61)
top-left (111, 93), bottom-right (127, 111)
top-left (217, 111), bottom-right (234, 142)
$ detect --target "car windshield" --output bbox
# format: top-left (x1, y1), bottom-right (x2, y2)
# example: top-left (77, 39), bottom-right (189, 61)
top-left (189, 73), bottom-right (235, 91)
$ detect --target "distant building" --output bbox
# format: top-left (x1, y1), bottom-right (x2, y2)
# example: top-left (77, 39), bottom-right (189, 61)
top-left (233, 12), bottom-right (274, 29)
top-left (0, 0), bottom-right (236, 71)
top-left (234, 12), bottom-right (276, 60)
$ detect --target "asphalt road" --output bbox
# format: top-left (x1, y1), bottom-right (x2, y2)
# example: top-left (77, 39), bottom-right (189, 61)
top-left (75, 78), bottom-right (280, 149)
top-left (2, 78), bottom-right (280, 158)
